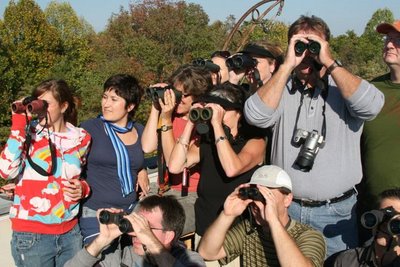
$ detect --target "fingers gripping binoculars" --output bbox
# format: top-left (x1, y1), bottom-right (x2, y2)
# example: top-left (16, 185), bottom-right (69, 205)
top-left (146, 86), bottom-right (182, 103)
top-left (99, 210), bottom-right (134, 234)
top-left (12, 96), bottom-right (48, 115)
top-left (361, 206), bottom-right (400, 236)
top-left (294, 41), bottom-right (321, 55)
top-left (189, 107), bottom-right (213, 135)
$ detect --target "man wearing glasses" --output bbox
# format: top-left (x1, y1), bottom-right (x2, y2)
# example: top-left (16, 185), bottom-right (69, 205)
top-left (65, 195), bottom-right (205, 267)
top-left (360, 19), bottom-right (400, 234)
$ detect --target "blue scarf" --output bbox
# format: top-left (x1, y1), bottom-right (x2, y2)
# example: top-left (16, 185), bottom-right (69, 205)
top-left (100, 115), bottom-right (134, 197)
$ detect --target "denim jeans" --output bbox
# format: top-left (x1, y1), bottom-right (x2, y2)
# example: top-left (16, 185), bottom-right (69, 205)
top-left (288, 193), bottom-right (358, 258)
top-left (11, 224), bottom-right (82, 267)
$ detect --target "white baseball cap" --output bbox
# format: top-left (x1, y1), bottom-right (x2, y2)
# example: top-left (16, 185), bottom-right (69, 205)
top-left (249, 165), bottom-right (292, 192)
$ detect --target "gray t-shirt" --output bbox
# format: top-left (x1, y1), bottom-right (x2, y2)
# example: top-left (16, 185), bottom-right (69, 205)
top-left (244, 77), bottom-right (384, 200)
top-left (65, 243), bottom-right (206, 267)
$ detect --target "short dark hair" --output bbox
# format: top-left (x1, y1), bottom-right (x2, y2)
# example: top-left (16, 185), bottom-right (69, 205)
top-left (138, 195), bottom-right (185, 244)
top-left (103, 74), bottom-right (143, 119)
top-left (33, 79), bottom-right (79, 125)
top-left (168, 64), bottom-right (213, 101)
top-left (379, 188), bottom-right (400, 203)
top-left (288, 15), bottom-right (331, 42)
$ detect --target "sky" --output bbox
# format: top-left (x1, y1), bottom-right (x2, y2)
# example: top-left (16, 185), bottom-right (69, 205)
top-left (0, 0), bottom-right (399, 37)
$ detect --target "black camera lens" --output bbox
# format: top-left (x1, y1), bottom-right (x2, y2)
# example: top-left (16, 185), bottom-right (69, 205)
top-left (295, 41), bottom-right (307, 54)
top-left (308, 41), bottom-right (321, 54)
top-left (118, 218), bottom-right (134, 233)
top-left (294, 150), bottom-right (315, 172)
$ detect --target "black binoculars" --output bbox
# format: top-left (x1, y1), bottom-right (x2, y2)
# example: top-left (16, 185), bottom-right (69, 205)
top-left (189, 107), bottom-right (213, 135)
top-left (12, 96), bottom-right (48, 115)
top-left (146, 86), bottom-right (182, 103)
top-left (192, 58), bottom-right (220, 73)
top-left (98, 210), bottom-right (134, 234)
top-left (361, 206), bottom-right (400, 236)
top-left (238, 185), bottom-right (265, 204)
top-left (294, 41), bottom-right (321, 55)
top-left (189, 107), bottom-right (213, 122)
top-left (225, 53), bottom-right (257, 71)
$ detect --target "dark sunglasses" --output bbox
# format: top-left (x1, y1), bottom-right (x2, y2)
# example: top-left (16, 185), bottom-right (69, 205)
top-left (211, 50), bottom-right (231, 59)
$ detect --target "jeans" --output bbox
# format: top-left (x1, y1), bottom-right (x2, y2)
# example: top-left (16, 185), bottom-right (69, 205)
top-left (288, 193), bottom-right (358, 258)
top-left (11, 224), bottom-right (82, 267)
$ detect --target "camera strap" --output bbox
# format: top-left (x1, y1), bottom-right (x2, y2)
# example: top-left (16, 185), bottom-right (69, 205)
top-left (25, 121), bottom-right (57, 176)
top-left (292, 77), bottom-right (328, 139)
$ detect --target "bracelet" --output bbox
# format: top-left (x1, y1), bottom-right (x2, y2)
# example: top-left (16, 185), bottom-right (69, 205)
top-left (159, 125), bottom-right (173, 132)
top-left (215, 135), bottom-right (227, 145)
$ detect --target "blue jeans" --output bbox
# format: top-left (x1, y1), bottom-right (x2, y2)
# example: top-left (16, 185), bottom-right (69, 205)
top-left (288, 193), bottom-right (358, 258)
top-left (11, 224), bottom-right (82, 267)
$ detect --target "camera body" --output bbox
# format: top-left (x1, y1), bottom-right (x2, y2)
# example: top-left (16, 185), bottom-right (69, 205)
top-left (12, 96), bottom-right (48, 115)
top-left (189, 107), bottom-right (213, 135)
top-left (225, 53), bottom-right (257, 71)
top-left (294, 41), bottom-right (321, 55)
top-left (146, 86), bottom-right (182, 103)
top-left (293, 129), bottom-right (325, 172)
top-left (361, 206), bottom-right (400, 236)
top-left (238, 185), bottom-right (265, 204)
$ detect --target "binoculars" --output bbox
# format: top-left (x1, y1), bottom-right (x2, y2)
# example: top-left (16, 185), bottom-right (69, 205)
top-left (238, 185), bottom-right (265, 204)
top-left (98, 210), bottom-right (134, 234)
top-left (146, 86), bottom-right (182, 103)
top-left (294, 41), bottom-right (321, 55)
top-left (225, 53), bottom-right (257, 71)
top-left (192, 58), bottom-right (220, 73)
top-left (189, 107), bottom-right (213, 135)
top-left (12, 96), bottom-right (48, 115)
top-left (189, 107), bottom-right (213, 122)
top-left (361, 206), bottom-right (400, 236)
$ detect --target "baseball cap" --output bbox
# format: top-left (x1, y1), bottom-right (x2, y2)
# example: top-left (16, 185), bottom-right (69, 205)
top-left (249, 165), bottom-right (292, 192)
top-left (376, 20), bottom-right (400, 34)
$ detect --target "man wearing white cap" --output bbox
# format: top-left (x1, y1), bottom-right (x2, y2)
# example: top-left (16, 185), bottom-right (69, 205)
top-left (360, 19), bottom-right (400, 222)
top-left (198, 165), bottom-right (326, 267)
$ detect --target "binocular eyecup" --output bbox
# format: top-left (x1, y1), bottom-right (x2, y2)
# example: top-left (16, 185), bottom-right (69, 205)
top-left (11, 96), bottom-right (48, 115)
top-left (189, 107), bottom-right (213, 122)
top-left (294, 41), bottom-right (321, 55)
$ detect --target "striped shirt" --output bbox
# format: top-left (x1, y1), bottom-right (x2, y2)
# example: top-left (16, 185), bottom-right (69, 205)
top-left (221, 218), bottom-right (326, 267)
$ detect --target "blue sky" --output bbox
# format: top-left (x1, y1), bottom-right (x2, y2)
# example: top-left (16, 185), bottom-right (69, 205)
top-left (0, 0), bottom-right (399, 36)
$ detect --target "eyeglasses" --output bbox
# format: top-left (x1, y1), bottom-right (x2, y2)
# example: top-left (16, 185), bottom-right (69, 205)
top-left (150, 226), bottom-right (165, 231)
top-left (383, 36), bottom-right (400, 46)
top-left (211, 50), bottom-right (231, 59)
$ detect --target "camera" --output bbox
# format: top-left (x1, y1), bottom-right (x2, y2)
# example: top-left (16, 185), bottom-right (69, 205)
top-left (225, 53), bottom-right (257, 71)
top-left (293, 129), bottom-right (325, 172)
top-left (361, 206), bottom-right (400, 236)
top-left (146, 86), bottom-right (182, 103)
top-left (238, 185), bottom-right (265, 204)
top-left (189, 107), bottom-right (213, 135)
top-left (294, 41), bottom-right (321, 55)
top-left (12, 96), bottom-right (48, 115)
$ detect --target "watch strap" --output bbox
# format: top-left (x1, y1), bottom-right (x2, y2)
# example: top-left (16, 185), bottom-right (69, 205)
top-left (327, 60), bottom-right (341, 74)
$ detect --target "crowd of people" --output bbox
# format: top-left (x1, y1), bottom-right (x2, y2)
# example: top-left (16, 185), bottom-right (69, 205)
top-left (0, 14), bottom-right (399, 267)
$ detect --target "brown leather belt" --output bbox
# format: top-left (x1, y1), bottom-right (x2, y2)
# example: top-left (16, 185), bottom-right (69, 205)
top-left (293, 188), bottom-right (356, 207)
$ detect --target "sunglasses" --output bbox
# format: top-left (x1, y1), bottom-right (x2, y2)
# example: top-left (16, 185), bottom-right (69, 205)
top-left (211, 50), bottom-right (231, 59)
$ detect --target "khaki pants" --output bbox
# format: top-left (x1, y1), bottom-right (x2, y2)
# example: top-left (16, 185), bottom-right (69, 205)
top-left (195, 234), bottom-right (240, 267)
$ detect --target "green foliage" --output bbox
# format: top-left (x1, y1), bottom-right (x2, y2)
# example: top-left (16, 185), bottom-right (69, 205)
top-left (0, 0), bottom-right (395, 142)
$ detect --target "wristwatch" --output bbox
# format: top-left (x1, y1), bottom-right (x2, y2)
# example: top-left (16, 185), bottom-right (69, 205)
top-left (327, 60), bottom-right (342, 74)
top-left (160, 125), bottom-right (173, 132)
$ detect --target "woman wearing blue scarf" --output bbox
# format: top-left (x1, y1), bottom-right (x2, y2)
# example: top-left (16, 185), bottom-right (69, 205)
top-left (79, 74), bottom-right (148, 246)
